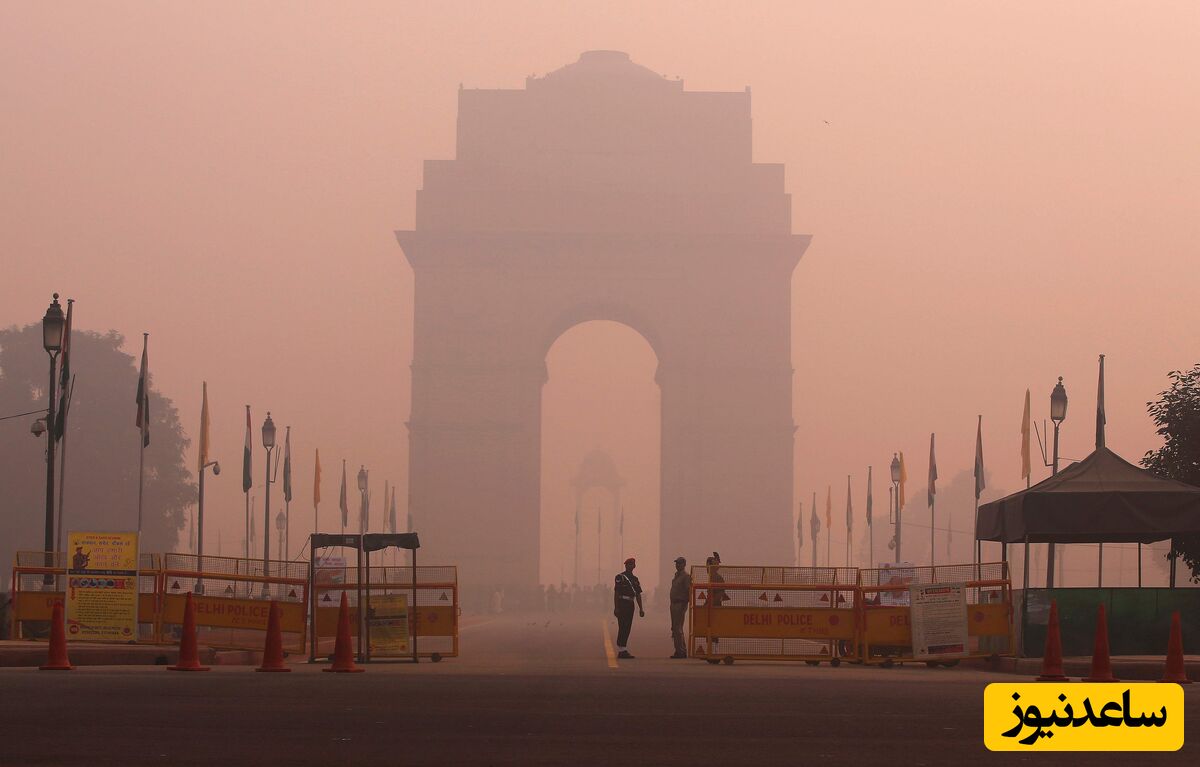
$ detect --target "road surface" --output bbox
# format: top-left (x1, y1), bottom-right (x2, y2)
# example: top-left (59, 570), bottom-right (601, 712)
top-left (1, 611), bottom-right (1195, 766)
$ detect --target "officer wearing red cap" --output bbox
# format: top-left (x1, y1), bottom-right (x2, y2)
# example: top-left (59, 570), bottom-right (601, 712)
top-left (613, 557), bottom-right (644, 659)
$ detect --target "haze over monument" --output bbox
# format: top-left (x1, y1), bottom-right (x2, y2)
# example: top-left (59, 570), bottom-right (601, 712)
top-left (3, 3), bottom-right (1197, 591)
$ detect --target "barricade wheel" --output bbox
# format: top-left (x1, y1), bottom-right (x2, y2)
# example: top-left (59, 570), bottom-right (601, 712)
top-left (830, 658), bottom-right (841, 668)
top-left (805, 660), bottom-right (819, 667)
top-left (722, 656), bottom-right (734, 666)
top-left (431, 653), bottom-right (443, 663)
top-left (706, 659), bottom-right (720, 665)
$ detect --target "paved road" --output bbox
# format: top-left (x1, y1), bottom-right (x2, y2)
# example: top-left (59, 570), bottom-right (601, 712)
top-left (1, 611), bottom-right (1195, 766)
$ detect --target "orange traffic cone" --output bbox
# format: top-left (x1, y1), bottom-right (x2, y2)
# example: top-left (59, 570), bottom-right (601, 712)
top-left (323, 592), bottom-right (364, 673)
top-left (169, 591), bottom-right (210, 671)
top-left (1036, 600), bottom-right (1069, 682)
top-left (256, 601), bottom-right (291, 672)
top-left (1083, 603), bottom-right (1118, 682)
top-left (1159, 611), bottom-right (1192, 684)
top-left (39, 601), bottom-right (73, 671)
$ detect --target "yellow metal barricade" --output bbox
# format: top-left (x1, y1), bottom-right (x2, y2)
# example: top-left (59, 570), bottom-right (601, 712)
top-left (159, 553), bottom-right (309, 653)
top-left (311, 565), bottom-right (459, 661)
top-left (858, 561), bottom-right (1013, 666)
top-left (10, 551), bottom-right (161, 642)
top-left (689, 565), bottom-right (860, 665)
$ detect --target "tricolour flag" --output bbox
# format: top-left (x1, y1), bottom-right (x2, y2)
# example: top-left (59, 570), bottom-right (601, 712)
top-left (54, 299), bottom-right (74, 441)
top-left (339, 460), bottom-right (348, 527)
top-left (242, 405), bottom-right (252, 493)
top-left (1021, 389), bottom-right (1032, 483)
top-left (796, 502), bottom-right (804, 548)
top-left (1096, 354), bottom-right (1106, 450)
top-left (282, 426), bottom-right (293, 503)
top-left (313, 449), bottom-right (322, 508)
top-left (866, 466), bottom-right (874, 527)
top-left (198, 382), bottom-right (210, 473)
top-left (135, 333), bottom-right (150, 447)
top-left (928, 433), bottom-right (937, 508)
top-left (974, 415), bottom-right (986, 500)
top-left (810, 491), bottom-right (820, 538)
top-left (389, 485), bottom-right (398, 534)
top-left (845, 475), bottom-right (853, 535)
top-left (361, 468), bottom-right (369, 532)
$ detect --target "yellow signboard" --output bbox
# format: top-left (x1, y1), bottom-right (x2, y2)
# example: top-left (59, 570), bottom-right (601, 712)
top-left (984, 683), bottom-right (1183, 751)
top-left (65, 531), bottom-right (139, 642)
top-left (367, 593), bottom-right (410, 656)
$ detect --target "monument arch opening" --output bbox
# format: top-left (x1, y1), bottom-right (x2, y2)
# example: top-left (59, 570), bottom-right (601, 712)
top-left (397, 51), bottom-right (810, 602)
top-left (540, 320), bottom-right (661, 594)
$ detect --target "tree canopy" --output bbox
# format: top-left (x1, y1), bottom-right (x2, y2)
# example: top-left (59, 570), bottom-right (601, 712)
top-left (1142, 364), bottom-right (1200, 582)
top-left (0, 323), bottom-right (193, 581)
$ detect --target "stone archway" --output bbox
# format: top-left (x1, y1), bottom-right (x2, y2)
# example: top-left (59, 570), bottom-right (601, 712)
top-left (397, 51), bottom-right (810, 596)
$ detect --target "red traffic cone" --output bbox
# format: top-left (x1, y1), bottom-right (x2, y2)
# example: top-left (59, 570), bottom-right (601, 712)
top-left (169, 591), bottom-right (210, 671)
top-left (256, 601), bottom-right (291, 672)
top-left (1036, 600), bottom-right (1069, 682)
top-left (323, 592), bottom-right (364, 673)
top-left (1083, 603), bottom-right (1118, 682)
top-left (39, 601), bottom-right (73, 671)
top-left (1160, 610), bottom-right (1192, 684)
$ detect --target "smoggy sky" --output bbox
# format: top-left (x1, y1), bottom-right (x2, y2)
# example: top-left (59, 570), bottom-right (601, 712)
top-left (3, 2), bottom-right (1197, 587)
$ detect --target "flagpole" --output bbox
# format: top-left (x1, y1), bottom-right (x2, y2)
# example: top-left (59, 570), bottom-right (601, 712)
top-left (55, 375), bottom-right (75, 558)
top-left (866, 467), bottom-right (873, 570)
top-left (930, 495), bottom-right (935, 569)
top-left (136, 333), bottom-right (149, 538)
top-left (811, 491), bottom-right (817, 569)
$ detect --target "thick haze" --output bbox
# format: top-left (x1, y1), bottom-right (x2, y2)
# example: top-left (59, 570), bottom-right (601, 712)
top-left (3, 3), bottom-right (1197, 589)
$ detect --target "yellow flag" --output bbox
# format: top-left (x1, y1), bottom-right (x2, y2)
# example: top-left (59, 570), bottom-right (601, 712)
top-left (313, 448), bottom-right (322, 507)
top-left (197, 382), bottom-right (210, 473)
top-left (898, 451), bottom-right (908, 511)
top-left (1021, 389), bottom-right (1032, 482)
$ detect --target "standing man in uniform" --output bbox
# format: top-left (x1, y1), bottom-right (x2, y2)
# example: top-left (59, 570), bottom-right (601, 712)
top-left (613, 557), bottom-right (644, 659)
top-left (669, 556), bottom-right (691, 658)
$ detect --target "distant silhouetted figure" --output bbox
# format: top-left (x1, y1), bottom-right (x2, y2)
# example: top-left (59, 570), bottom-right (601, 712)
top-left (613, 557), bottom-right (644, 658)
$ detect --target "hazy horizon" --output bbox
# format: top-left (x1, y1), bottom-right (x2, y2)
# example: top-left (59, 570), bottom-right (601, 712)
top-left (4, 2), bottom-right (1198, 589)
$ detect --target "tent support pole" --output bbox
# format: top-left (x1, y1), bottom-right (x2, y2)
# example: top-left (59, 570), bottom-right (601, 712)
top-left (1021, 534), bottom-right (1030, 658)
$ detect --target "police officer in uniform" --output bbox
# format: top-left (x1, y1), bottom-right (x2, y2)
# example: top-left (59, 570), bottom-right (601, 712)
top-left (669, 556), bottom-right (691, 658)
top-left (613, 557), bottom-right (644, 659)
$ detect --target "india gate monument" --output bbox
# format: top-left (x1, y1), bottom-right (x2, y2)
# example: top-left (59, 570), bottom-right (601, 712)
top-left (396, 51), bottom-right (811, 594)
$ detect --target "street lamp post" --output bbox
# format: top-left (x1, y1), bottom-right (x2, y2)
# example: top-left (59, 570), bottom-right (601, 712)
top-left (41, 295), bottom-right (65, 584)
top-left (261, 413), bottom-right (277, 595)
top-left (1046, 378), bottom-right (1067, 588)
top-left (889, 453), bottom-right (902, 563)
top-left (196, 459), bottom-right (220, 594)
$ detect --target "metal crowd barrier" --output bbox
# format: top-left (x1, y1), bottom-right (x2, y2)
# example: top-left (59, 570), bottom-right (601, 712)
top-left (858, 561), bottom-right (1013, 666)
top-left (310, 565), bottom-right (459, 662)
top-left (689, 565), bottom-right (860, 665)
top-left (159, 553), bottom-right (309, 654)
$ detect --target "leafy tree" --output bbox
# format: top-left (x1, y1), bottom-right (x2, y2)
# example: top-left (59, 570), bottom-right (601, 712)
top-left (1142, 364), bottom-right (1200, 583)
top-left (1, 324), bottom-right (193, 582)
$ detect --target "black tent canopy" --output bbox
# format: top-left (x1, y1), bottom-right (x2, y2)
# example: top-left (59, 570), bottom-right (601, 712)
top-left (977, 446), bottom-right (1200, 544)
